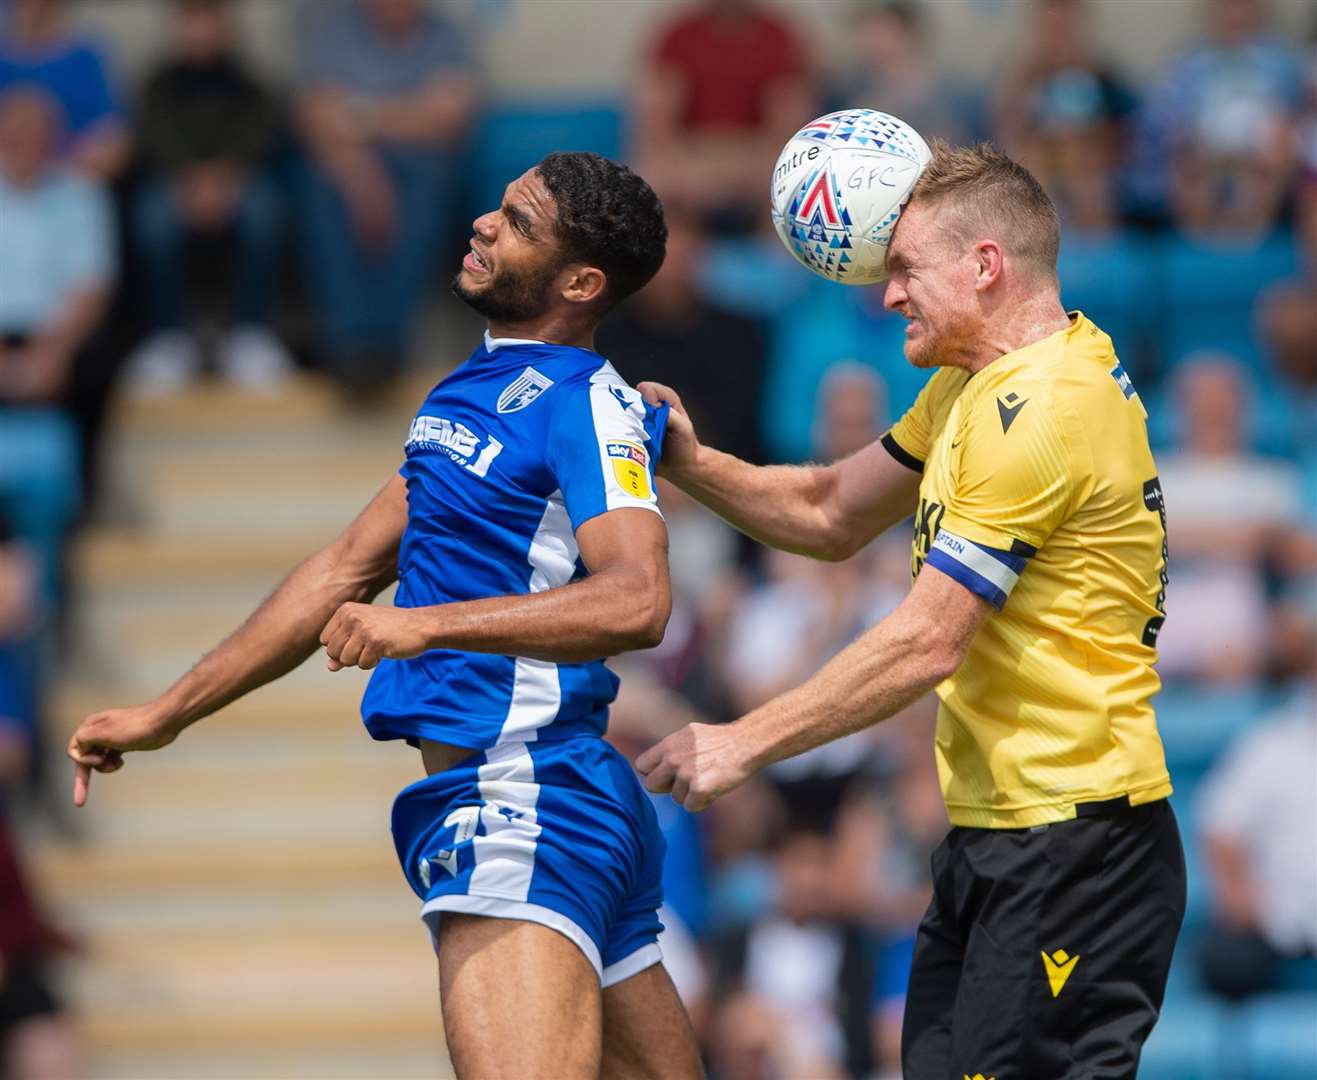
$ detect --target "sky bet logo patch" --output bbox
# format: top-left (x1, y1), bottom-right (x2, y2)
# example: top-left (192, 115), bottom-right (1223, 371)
top-left (606, 440), bottom-right (652, 500)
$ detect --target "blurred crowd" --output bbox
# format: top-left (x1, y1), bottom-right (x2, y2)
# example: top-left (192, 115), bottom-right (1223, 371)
top-left (1, 0), bottom-right (1315, 1077)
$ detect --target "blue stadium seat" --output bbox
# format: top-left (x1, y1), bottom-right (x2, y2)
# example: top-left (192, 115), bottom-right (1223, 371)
top-left (1138, 993), bottom-right (1229, 1080)
top-left (1154, 684), bottom-right (1267, 783)
top-left (1057, 230), bottom-right (1155, 382)
top-left (1241, 994), bottom-right (1317, 1079)
top-left (1170, 798), bottom-right (1213, 935)
top-left (463, 100), bottom-right (624, 221)
top-left (0, 408), bottom-right (81, 607)
top-left (698, 236), bottom-right (811, 320)
top-left (762, 277), bottom-right (930, 462)
top-left (1155, 230), bottom-right (1300, 373)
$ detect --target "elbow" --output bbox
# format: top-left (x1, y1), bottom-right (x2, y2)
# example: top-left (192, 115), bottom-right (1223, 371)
top-left (815, 521), bottom-right (864, 563)
top-left (899, 615), bottom-right (965, 686)
top-left (615, 581), bottom-right (671, 652)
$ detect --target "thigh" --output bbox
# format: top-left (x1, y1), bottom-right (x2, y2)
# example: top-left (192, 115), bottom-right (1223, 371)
top-left (901, 843), bottom-right (963, 1080)
top-left (438, 913), bottom-right (602, 1080)
top-left (601, 962), bottom-right (703, 1080)
top-left (949, 803), bottom-right (1187, 1080)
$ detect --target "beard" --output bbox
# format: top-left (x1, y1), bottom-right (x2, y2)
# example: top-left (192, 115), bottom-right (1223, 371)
top-left (904, 308), bottom-right (977, 369)
top-left (451, 258), bottom-right (560, 323)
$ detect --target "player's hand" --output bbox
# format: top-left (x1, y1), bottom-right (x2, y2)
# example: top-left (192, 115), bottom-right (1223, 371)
top-left (634, 721), bottom-right (753, 812)
top-left (636, 381), bottom-right (700, 475)
top-left (67, 703), bottom-right (180, 807)
top-left (320, 602), bottom-right (431, 671)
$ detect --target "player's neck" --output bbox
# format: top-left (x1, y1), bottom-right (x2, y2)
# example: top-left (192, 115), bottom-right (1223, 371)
top-left (484, 316), bottom-right (596, 353)
top-left (964, 293), bottom-right (1070, 374)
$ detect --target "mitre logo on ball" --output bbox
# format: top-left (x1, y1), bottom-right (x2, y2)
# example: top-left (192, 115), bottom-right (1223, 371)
top-left (770, 108), bottom-right (931, 285)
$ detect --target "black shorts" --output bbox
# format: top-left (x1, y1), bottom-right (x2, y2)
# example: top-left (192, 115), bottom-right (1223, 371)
top-left (902, 798), bottom-right (1186, 1080)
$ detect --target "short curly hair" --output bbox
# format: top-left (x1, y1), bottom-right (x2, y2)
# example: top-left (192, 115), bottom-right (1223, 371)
top-left (535, 152), bottom-right (667, 312)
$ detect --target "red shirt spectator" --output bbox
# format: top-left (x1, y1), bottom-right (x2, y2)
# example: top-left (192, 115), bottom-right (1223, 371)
top-left (654, 4), bottom-right (807, 132)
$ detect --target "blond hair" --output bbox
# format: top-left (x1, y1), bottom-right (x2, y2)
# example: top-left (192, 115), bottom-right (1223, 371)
top-left (911, 140), bottom-right (1060, 280)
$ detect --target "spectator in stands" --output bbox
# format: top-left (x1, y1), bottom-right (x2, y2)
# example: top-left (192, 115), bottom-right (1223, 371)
top-left (1135, 0), bottom-right (1305, 233)
top-left (1259, 279), bottom-right (1317, 447)
top-left (992, 0), bottom-right (1137, 233)
top-left (812, 362), bottom-right (885, 464)
top-left (122, 0), bottom-right (291, 397)
top-left (598, 204), bottom-right (768, 466)
top-left (1196, 587), bottom-right (1317, 1000)
top-left (293, 0), bottom-right (474, 390)
top-left (633, 0), bottom-right (813, 235)
top-left (1155, 354), bottom-right (1303, 682)
top-left (0, 0), bottom-right (129, 182)
top-left (0, 85), bottom-right (115, 505)
top-left (828, 0), bottom-right (971, 146)
top-left (0, 509), bottom-right (78, 1080)
top-left (707, 826), bottom-right (872, 1078)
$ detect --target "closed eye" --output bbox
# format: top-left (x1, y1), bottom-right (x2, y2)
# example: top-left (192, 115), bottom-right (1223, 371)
top-left (504, 204), bottom-right (536, 240)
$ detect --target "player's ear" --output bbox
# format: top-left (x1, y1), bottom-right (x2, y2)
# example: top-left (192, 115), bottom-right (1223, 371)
top-left (561, 265), bottom-right (607, 306)
top-left (973, 240), bottom-right (1004, 292)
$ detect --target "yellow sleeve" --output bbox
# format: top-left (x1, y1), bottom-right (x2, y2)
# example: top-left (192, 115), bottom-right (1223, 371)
top-left (939, 386), bottom-right (1084, 554)
top-left (881, 368), bottom-right (957, 471)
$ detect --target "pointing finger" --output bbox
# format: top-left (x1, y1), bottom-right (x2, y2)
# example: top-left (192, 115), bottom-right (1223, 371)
top-left (73, 763), bottom-right (90, 807)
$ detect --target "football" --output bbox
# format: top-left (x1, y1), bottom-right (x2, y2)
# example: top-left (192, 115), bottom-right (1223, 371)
top-left (770, 109), bottom-right (931, 285)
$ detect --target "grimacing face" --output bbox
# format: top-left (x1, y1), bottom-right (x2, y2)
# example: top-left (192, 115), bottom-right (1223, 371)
top-left (452, 169), bottom-right (569, 324)
top-left (882, 200), bottom-right (985, 369)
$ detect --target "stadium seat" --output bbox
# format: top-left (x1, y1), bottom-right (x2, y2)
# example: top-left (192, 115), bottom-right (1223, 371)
top-left (1241, 994), bottom-right (1317, 1078)
top-left (1155, 230), bottom-right (1300, 374)
top-left (1057, 230), bottom-right (1155, 382)
top-left (0, 408), bottom-right (81, 607)
top-left (1138, 993), bottom-right (1230, 1080)
top-left (462, 100), bottom-right (624, 222)
top-left (699, 235), bottom-right (811, 320)
top-left (762, 278), bottom-right (929, 462)
top-left (1154, 683), bottom-right (1267, 783)
top-left (1169, 799), bottom-right (1213, 935)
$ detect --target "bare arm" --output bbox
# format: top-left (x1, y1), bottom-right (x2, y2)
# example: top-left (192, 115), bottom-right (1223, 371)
top-left (637, 566), bottom-right (990, 810)
top-left (67, 474), bottom-right (409, 803)
top-left (320, 507), bottom-right (671, 668)
top-left (639, 381), bottom-right (920, 560)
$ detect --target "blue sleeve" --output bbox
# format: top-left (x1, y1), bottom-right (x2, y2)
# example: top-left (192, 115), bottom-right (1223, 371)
top-left (546, 377), bottom-right (667, 532)
top-left (62, 41), bottom-right (123, 132)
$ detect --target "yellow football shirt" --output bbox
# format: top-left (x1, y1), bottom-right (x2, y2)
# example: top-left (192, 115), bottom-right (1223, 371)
top-left (883, 313), bottom-right (1173, 828)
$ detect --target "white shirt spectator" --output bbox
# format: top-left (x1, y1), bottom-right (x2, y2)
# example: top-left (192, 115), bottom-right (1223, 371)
top-left (1198, 693), bottom-right (1317, 954)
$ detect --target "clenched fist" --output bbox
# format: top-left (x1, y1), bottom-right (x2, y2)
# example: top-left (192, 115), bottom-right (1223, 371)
top-left (634, 721), bottom-right (754, 812)
top-left (320, 602), bottom-right (432, 671)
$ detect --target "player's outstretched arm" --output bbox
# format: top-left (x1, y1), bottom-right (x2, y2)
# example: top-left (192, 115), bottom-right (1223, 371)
top-left (68, 474), bottom-right (409, 805)
top-left (636, 564), bottom-right (989, 811)
top-left (638, 381), bottom-right (919, 560)
top-left (320, 506), bottom-right (671, 669)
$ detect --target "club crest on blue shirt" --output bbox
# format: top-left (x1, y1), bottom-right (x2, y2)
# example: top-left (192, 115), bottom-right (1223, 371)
top-left (497, 367), bottom-right (555, 413)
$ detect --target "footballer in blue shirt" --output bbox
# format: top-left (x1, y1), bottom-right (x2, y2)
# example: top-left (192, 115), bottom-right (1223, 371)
top-left (67, 153), bottom-right (703, 1079)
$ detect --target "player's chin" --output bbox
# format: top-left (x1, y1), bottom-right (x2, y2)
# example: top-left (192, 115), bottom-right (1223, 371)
top-left (903, 337), bottom-right (938, 369)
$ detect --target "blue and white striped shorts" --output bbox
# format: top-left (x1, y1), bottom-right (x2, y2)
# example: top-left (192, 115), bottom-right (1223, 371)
top-left (391, 735), bottom-right (667, 986)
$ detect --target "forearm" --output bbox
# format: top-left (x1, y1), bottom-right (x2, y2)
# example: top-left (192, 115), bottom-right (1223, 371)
top-left (734, 608), bottom-right (952, 771)
top-left (667, 444), bottom-right (844, 559)
top-left (420, 571), bottom-right (667, 664)
top-left (159, 548), bottom-right (388, 729)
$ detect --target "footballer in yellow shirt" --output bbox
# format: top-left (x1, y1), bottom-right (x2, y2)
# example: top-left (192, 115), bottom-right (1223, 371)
top-left (639, 142), bottom-right (1185, 1078)
top-left (884, 311), bottom-right (1173, 828)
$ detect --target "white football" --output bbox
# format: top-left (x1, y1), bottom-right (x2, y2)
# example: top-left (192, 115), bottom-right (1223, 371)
top-left (771, 109), bottom-right (931, 285)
